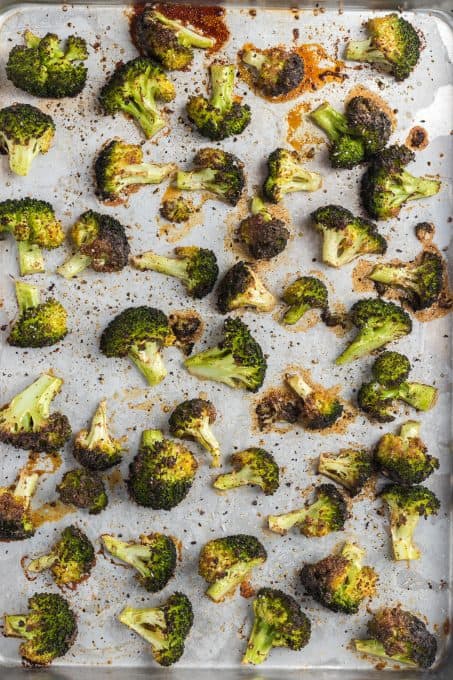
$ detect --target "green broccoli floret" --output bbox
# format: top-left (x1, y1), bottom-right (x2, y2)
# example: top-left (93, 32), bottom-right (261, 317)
top-left (199, 534), bottom-right (267, 603)
top-left (184, 317), bottom-right (267, 392)
top-left (345, 14), bottom-right (421, 81)
top-left (375, 421), bottom-right (439, 486)
top-left (241, 46), bottom-right (304, 97)
top-left (27, 525), bottom-right (95, 587)
top-left (318, 449), bottom-right (373, 497)
top-left (131, 246), bottom-right (218, 299)
top-left (238, 196), bottom-right (290, 260)
top-left (217, 261), bottom-right (276, 313)
top-left (268, 483), bottom-right (347, 536)
top-left (73, 400), bottom-right (125, 470)
top-left (380, 484), bottom-right (440, 560)
top-left (286, 372), bottom-right (343, 430)
top-left (128, 429), bottom-right (198, 510)
top-left (0, 465), bottom-right (39, 540)
top-left (102, 532), bottom-right (177, 592)
top-left (0, 372), bottom-right (71, 452)
top-left (6, 30), bottom-right (88, 97)
top-left (118, 592), bottom-right (193, 667)
top-left (4, 592), bottom-right (77, 666)
top-left (242, 587), bottom-right (311, 665)
top-left (168, 398), bottom-right (221, 467)
top-left (100, 307), bottom-right (175, 386)
top-left (57, 468), bottom-right (108, 515)
top-left (213, 447), bottom-right (279, 495)
top-left (176, 148), bottom-right (245, 206)
top-left (0, 103), bottom-right (55, 176)
top-left (281, 276), bottom-right (328, 325)
top-left (373, 350), bottom-right (411, 386)
top-left (99, 57), bottom-right (175, 139)
top-left (160, 196), bottom-right (195, 223)
top-left (300, 542), bottom-right (377, 614)
top-left (263, 148), bottom-right (322, 203)
top-left (8, 281), bottom-right (68, 348)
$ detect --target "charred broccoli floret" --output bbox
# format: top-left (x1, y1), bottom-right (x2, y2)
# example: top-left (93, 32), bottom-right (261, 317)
top-left (176, 148), bottom-right (245, 206)
top-left (100, 306), bottom-right (175, 386)
top-left (255, 390), bottom-right (301, 430)
top-left (238, 196), bottom-right (289, 260)
top-left (241, 46), bottom-right (304, 97)
top-left (375, 421), bottom-right (439, 486)
top-left (0, 372), bottom-right (71, 452)
top-left (347, 95), bottom-right (393, 156)
top-left (0, 104), bottom-right (55, 176)
top-left (8, 281), bottom-right (68, 348)
top-left (6, 30), bottom-right (88, 97)
top-left (318, 449), bottom-right (373, 497)
top-left (213, 447), bottom-right (279, 495)
top-left (128, 429), bottom-right (197, 510)
top-left (73, 400), bottom-right (125, 470)
top-left (131, 246), bottom-right (218, 299)
top-left (286, 372), bottom-right (343, 430)
top-left (263, 148), bottom-right (322, 203)
top-left (4, 592), bottom-right (77, 666)
top-left (102, 532), bottom-right (177, 592)
top-left (199, 534), bottom-right (267, 602)
top-left (169, 398), bottom-right (220, 467)
top-left (0, 466), bottom-right (39, 541)
top-left (281, 276), bottom-right (328, 325)
top-left (27, 525), bottom-right (95, 587)
top-left (184, 317), bottom-right (267, 392)
top-left (268, 483), bottom-right (347, 536)
top-left (118, 592), bottom-right (193, 667)
top-left (169, 310), bottom-right (202, 355)
top-left (300, 542), bottom-right (377, 614)
top-left (57, 468), bottom-right (108, 515)
top-left (99, 57), bottom-right (175, 139)
top-left (242, 588), bottom-right (311, 665)
top-left (217, 261), bottom-right (276, 313)
top-left (160, 196), bottom-right (195, 223)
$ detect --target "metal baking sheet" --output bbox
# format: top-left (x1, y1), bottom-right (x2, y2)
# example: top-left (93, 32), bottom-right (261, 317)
top-left (0, 1), bottom-right (451, 676)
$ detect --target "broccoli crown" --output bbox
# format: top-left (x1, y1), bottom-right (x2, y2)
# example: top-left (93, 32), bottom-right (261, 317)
top-left (255, 390), bottom-right (301, 430)
top-left (310, 102), bottom-right (366, 169)
top-left (4, 592), bottom-right (77, 666)
top-left (128, 430), bottom-right (197, 510)
top-left (160, 196), bottom-right (195, 223)
top-left (286, 373), bottom-right (343, 430)
top-left (57, 468), bottom-right (108, 515)
top-left (0, 103), bottom-right (55, 176)
top-left (71, 210), bottom-right (130, 274)
top-left (176, 147), bottom-right (245, 206)
top-left (242, 587), bottom-right (311, 665)
top-left (0, 467), bottom-right (38, 541)
top-left (28, 525), bottom-right (95, 587)
top-left (0, 197), bottom-right (64, 248)
top-left (6, 30), bottom-right (88, 97)
top-left (238, 210), bottom-right (289, 260)
top-left (184, 317), bottom-right (267, 392)
top-left (168, 398), bottom-right (220, 467)
top-left (375, 421), bottom-right (439, 485)
top-left (373, 351), bottom-right (411, 387)
top-left (73, 400), bottom-right (124, 471)
top-left (318, 449), bottom-right (373, 496)
top-left (282, 276), bottom-right (328, 325)
top-left (263, 148), bottom-right (322, 203)
top-left (8, 281), bottom-right (68, 348)
top-left (346, 96), bottom-right (392, 156)
top-left (217, 261), bottom-right (276, 313)
top-left (241, 46), bottom-right (304, 97)
top-left (213, 447), bottom-right (279, 495)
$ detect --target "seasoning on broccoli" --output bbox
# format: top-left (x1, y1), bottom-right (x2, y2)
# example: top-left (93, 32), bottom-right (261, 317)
top-left (0, 103), bottom-right (55, 176)
top-left (268, 483), bottom-right (347, 536)
top-left (169, 399), bottom-right (221, 467)
top-left (375, 421), bottom-right (439, 486)
top-left (213, 448), bottom-right (279, 495)
top-left (176, 148), bottom-right (245, 206)
top-left (73, 400), bottom-right (125, 471)
top-left (263, 148), bottom-right (322, 203)
top-left (160, 196), bottom-right (195, 223)
top-left (0, 465), bottom-right (39, 541)
top-left (281, 276), bottom-right (328, 325)
top-left (240, 46), bottom-right (304, 97)
top-left (286, 372), bottom-right (343, 430)
top-left (57, 468), bottom-right (108, 515)
top-left (217, 261), bottom-right (276, 313)
top-left (8, 281), bottom-right (68, 348)
top-left (318, 449), bottom-right (373, 497)
top-left (238, 196), bottom-right (289, 260)
top-left (27, 525), bottom-right (95, 587)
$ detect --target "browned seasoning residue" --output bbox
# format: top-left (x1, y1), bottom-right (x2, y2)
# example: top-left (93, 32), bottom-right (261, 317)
top-left (406, 126), bottom-right (429, 151)
top-left (443, 618), bottom-right (450, 636)
top-left (352, 259), bottom-right (375, 294)
top-left (31, 501), bottom-right (75, 528)
top-left (107, 469), bottom-right (123, 490)
top-left (240, 580), bottom-right (255, 599)
top-left (286, 102), bottom-right (324, 153)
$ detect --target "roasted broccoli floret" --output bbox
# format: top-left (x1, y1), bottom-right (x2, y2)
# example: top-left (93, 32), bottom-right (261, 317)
top-left (381, 484), bottom-right (440, 560)
top-left (300, 542), bottom-right (377, 614)
top-left (100, 306), bottom-right (175, 386)
top-left (131, 246), bottom-right (218, 299)
top-left (286, 372), bottom-right (343, 430)
top-left (346, 95), bottom-right (393, 156)
top-left (255, 389), bottom-right (301, 430)
top-left (311, 205), bottom-right (387, 268)
top-left (361, 145), bottom-right (441, 220)
top-left (184, 317), bottom-right (267, 392)
top-left (199, 534), bottom-right (267, 602)
top-left (281, 276), bottom-right (328, 325)
top-left (169, 310), bottom-right (202, 355)
top-left (4, 592), bottom-right (77, 666)
top-left (241, 46), bottom-right (304, 97)
top-left (73, 400), bottom-right (124, 470)
top-left (160, 196), bottom-right (195, 223)
top-left (102, 532), bottom-right (177, 592)
top-left (213, 447), bottom-right (279, 495)
top-left (318, 449), bottom-right (373, 497)
top-left (0, 372), bottom-right (71, 452)
top-left (336, 298), bottom-right (412, 365)
top-left (217, 261), bottom-right (276, 313)
top-left (57, 468), bottom-right (108, 515)
top-left (268, 483), bottom-right (347, 536)
top-left (263, 148), bottom-right (322, 203)
top-left (0, 104), bottom-right (55, 177)
top-left (354, 606), bottom-right (437, 668)
top-left (238, 196), bottom-right (289, 260)
top-left (8, 281), bottom-right (68, 348)
top-left (176, 148), bottom-right (245, 206)
top-left (133, 7), bottom-right (214, 70)
top-left (242, 588), bottom-right (311, 665)
top-left (375, 421), bottom-right (439, 486)
top-left (27, 525), bottom-right (95, 587)
top-left (57, 210), bottom-right (130, 279)
top-left (99, 57), bottom-right (175, 139)
top-left (169, 398), bottom-right (221, 467)
top-left (0, 466), bottom-right (39, 541)
top-left (345, 14), bottom-right (421, 81)
top-left (118, 592), bottom-right (193, 667)
top-left (6, 30), bottom-right (88, 97)
top-left (128, 429), bottom-right (197, 510)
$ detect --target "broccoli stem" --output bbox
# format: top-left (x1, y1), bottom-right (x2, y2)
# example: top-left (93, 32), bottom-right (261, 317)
top-left (214, 465), bottom-right (257, 490)
top-left (241, 50), bottom-right (267, 72)
top-left (210, 64), bottom-right (235, 112)
top-left (122, 100), bottom-right (164, 140)
top-left (250, 196), bottom-right (271, 221)
top-left (354, 639), bottom-right (417, 666)
top-left (118, 607), bottom-right (167, 648)
top-left (390, 514), bottom-right (421, 560)
top-left (268, 508), bottom-right (307, 534)
top-left (399, 172), bottom-right (440, 200)
top-left (336, 322), bottom-right (404, 364)
top-left (176, 168), bottom-right (217, 192)
top-left (310, 103), bottom-right (349, 143)
top-left (398, 383), bottom-right (437, 412)
top-left (318, 455), bottom-right (356, 488)
top-left (15, 281), bottom-right (41, 312)
top-left (184, 348), bottom-right (254, 389)
top-left (345, 39), bottom-right (388, 63)
top-left (17, 241), bottom-right (45, 276)
top-left (115, 163), bottom-right (174, 188)
top-left (129, 341), bottom-right (167, 385)
top-left (400, 421), bottom-right (420, 440)
top-left (286, 373), bottom-right (312, 401)
top-left (14, 468), bottom-right (39, 500)
top-left (191, 422), bottom-right (220, 467)
top-left (7, 141), bottom-right (40, 177)
top-left (341, 542), bottom-right (364, 565)
top-left (132, 252), bottom-right (189, 284)
top-left (153, 10), bottom-right (215, 48)
top-left (141, 429), bottom-right (164, 448)
top-left (242, 618), bottom-right (275, 665)
top-left (282, 303), bottom-right (310, 325)
top-left (2, 373), bottom-right (63, 433)
top-left (83, 400), bottom-right (110, 450)
top-left (57, 253), bottom-right (92, 279)
top-left (206, 560), bottom-right (262, 602)
top-left (27, 553), bottom-right (58, 573)
top-left (102, 536), bottom-right (151, 578)
top-left (4, 615), bottom-right (31, 638)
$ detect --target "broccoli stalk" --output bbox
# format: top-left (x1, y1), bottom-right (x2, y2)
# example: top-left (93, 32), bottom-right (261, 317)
top-left (268, 484), bottom-right (347, 536)
top-left (152, 11), bottom-right (214, 48)
top-left (318, 449), bottom-right (373, 496)
top-left (0, 466), bottom-right (39, 540)
top-left (9, 281), bottom-right (68, 348)
top-left (213, 448), bottom-right (279, 495)
top-left (18, 242), bottom-right (45, 276)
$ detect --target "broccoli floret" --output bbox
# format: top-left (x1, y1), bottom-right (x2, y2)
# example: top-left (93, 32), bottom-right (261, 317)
top-left (268, 483), bottom-right (347, 536)
top-left (102, 532), bottom-right (177, 593)
top-left (255, 390), bottom-right (301, 430)
top-left (100, 306), bottom-right (175, 386)
top-left (336, 298), bottom-right (412, 365)
top-left (132, 246), bottom-right (218, 299)
top-left (0, 103), bottom-right (55, 177)
top-left (8, 281), bottom-right (68, 348)
top-left (176, 147), bottom-right (245, 206)
top-left (300, 542), bottom-right (377, 614)
top-left (0, 465), bottom-right (39, 540)
top-left (160, 196), bottom-right (195, 223)
top-left (213, 447), bottom-right (279, 495)
top-left (217, 261), bottom-right (276, 313)
top-left (263, 148), bottom-right (322, 203)
top-left (238, 196), bottom-right (290, 260)
top-left (375, 421), bottom-right (439, 486)
top-left (373, 350), bottom-right (411, 386)
top-left (6, 30), bottom-right (88, 97)
top-left (361, 145), bottom-right (441, 220)
top-left (242, 587), bottom-right (311, 665)
top-left (118, 592), bottom-right (193, 667)
top-left (318, 449), bottom-right (373, 497)
top-left (199, 534), bottom-right (267, 602)
top-left (286, 372), bottom-right (343, 430)
top-left (346, 95), bottom-right (393, 156)
top-left (128, 429), bottom-right (197, 510)
top-left (57, 468), bottom-right (108, 515)
top-left (4, 592), bottom-right (77, 666)
top-left (0, 372), bottom-right (71, 452)
top-left (345, 14), bottom-right (421, 81)
top-left (168, 398), bottom-right (221, 467)
top-left (99, 57), bottom-right (175, 139)
top-left (27, 525), bottom-right (95, 587)
top-left (73, 400), bottom-right (124, 471)
top-left (184, 317), bottom-right (267, 392)
top-left (380, 484), bottom-right (440, 561)
top-left (169, 310), bottom-right (202, 356)
top-left (281, 276), bottom-right (328, 325)
top-left (241, 46), bottom-right (304, 97)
